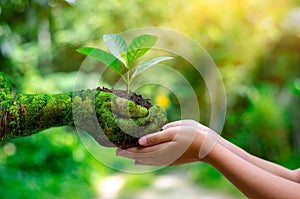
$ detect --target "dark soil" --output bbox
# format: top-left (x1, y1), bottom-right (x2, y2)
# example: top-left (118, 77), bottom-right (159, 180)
top-left (97, 87), bottom-right (153, 109)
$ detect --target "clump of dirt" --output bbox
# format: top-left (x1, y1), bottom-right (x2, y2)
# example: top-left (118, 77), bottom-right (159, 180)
top-left (97, 87), bottom-right (153, 109)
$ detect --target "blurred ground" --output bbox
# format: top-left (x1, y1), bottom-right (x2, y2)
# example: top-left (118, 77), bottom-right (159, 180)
top-left (132, 174), bottom-right (241, 199)
top-left (96, 173), bottom-right (244, 199)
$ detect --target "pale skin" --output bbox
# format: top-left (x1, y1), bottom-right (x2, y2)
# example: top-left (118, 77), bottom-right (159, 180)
top-left (116, 120), bottom-right (300, 199)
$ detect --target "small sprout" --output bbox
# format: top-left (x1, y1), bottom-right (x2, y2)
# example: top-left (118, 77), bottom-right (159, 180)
top-left (76, 34), bottom-right (173, 93)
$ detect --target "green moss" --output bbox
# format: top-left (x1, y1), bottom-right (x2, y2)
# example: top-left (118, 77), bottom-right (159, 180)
top-left (0, 73), bottom-right (167, 148)
top-left (0, 72), bottom-right (11, 93)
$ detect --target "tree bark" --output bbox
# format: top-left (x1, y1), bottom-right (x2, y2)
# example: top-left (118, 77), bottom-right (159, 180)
top-left (0, 72), bottom-right (167, 148)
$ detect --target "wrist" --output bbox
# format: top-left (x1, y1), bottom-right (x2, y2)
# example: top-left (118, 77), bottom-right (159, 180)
top-left (197, 128), bottom-right (221, 162)
top-left (201, 141), bottom-right (221, 163)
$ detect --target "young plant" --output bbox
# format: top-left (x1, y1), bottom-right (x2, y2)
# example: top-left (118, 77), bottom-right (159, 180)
top-left (76, 34), bottom-right (173, 93)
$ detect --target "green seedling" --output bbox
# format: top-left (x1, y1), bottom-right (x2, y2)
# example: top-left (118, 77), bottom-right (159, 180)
top-left (76, 34), bottom-right (173, 93)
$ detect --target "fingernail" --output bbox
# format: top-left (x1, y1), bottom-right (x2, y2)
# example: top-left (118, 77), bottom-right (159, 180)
top-left (161, 124), bottom-right (167, 130)
top-left (139, 136), bottom-right (147, 145)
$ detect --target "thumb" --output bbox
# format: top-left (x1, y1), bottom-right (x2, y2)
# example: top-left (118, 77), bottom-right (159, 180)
top-left (112, 97), bottom-right (148, 118)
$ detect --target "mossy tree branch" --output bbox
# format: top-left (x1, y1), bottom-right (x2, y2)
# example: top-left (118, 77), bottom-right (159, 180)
top-left (0, 72), bottom-right (167, 148)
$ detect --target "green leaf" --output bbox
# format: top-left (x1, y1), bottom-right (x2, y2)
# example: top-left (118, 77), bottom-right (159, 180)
top-left (103, 34), bottom-right (127, 65)
top-left (131, 56), bottom-right (174, 79)
top-left (76, 47), bottom-right (124, 76)
top-left (126, 34), bottom-right (158, 67)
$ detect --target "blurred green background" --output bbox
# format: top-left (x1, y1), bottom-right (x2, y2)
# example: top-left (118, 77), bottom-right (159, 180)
top-left (1, 0), bottom-right (300, 198)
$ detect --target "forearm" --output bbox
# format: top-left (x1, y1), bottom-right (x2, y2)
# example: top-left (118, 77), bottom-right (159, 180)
top-left (217, 135), bottom-right (298, 182)
top-left (206, 143), bottom-right (300, 198)
top-left (162, 120), bottom-right (298, 182)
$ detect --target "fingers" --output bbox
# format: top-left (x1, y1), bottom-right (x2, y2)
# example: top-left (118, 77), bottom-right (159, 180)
top-left (116, 126), bottom-right (202, 166)
top-left (116, 143), bottom-right (170, 164)
top-left (162, 120), bottom-right (200, 130)
top-left (138, 128), bottom-right (176, 146)
top-left (135, 160), bottom-right (175, 166)
top-left (163, 120), bottom-right (211, 134)
top-left (116, 144), bottom-right (164, 155)
top-left (162, 121), bottom-right (183, 129)
top-left (135, 160), bottom-right (154, 166)
top-left (116, 142), bottom-right (178, 166)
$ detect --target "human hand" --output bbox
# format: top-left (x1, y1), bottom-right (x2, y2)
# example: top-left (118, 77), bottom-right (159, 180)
top-left (116, 120), bottom-right (220, 166)
top-left (162, 120), bottom-right (209, 132)
top-left (163, 120), bottom-right (220, 158)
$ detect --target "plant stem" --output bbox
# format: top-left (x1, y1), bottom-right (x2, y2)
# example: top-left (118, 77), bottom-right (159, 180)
top-left (127, 71), bottom-right (130, 94)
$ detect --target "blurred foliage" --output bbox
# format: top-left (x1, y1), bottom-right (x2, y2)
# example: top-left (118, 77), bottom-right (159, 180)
top-left (1, 0), bottom-right (300, 198)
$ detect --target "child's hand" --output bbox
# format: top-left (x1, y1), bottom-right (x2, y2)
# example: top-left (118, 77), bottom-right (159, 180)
top-left (116, 120), bottom-right (219, 166)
